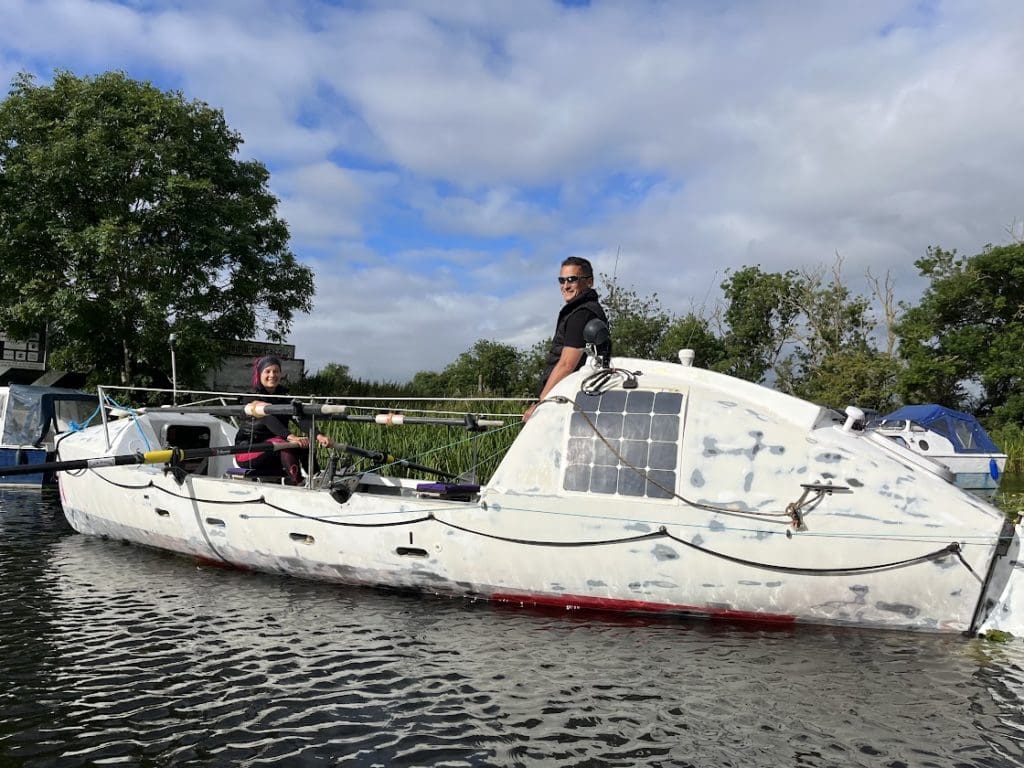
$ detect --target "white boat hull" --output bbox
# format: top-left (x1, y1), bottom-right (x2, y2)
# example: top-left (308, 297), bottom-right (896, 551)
top-left (939, 454), bottom-right (1006, 497)
top-left (57, 458), bottom-right (1012, 634)
top-left (52, 364), bottom-right (1024, 636)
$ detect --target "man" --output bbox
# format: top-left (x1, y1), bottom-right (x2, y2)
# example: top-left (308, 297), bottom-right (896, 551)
top-left (524, 256), bottom-right (609, 421)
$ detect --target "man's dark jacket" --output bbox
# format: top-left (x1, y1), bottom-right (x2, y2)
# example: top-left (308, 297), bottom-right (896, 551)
top-left (538, 288), bottom-right (609, 395)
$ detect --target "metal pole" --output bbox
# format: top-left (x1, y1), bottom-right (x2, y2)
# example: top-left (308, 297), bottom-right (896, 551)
top-left (169, 333), bottom-right (177, 405)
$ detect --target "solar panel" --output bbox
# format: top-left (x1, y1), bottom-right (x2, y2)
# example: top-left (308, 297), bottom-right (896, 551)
top-left (563, 389), bottom-right (682, 498)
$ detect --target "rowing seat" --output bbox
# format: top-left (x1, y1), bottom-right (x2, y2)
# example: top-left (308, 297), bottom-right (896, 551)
top-left (224, 466), bottom-right (286, 483)
top-left (415, 482), bottom-right (480, 501)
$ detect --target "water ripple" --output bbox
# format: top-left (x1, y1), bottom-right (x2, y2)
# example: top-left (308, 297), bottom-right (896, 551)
top-left (1, 493), bottom-right (1023, 766)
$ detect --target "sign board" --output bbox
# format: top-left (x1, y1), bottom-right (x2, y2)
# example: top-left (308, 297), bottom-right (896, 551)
top-left (221, 340), bottom-right (296, 360)
top-left (0, 330), bottom-right (46, 371)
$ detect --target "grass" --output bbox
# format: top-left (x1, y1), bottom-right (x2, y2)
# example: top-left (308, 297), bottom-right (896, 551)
top-left (991, 424), bottom-right (1024, 474)
top-left (312, 398), bottom-right (527, 484)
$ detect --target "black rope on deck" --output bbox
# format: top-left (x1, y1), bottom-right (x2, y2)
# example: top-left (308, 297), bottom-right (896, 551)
top-left (82, 468), bottom-right (974, 579)
top-left (659, 527), bottom-right (963, 576)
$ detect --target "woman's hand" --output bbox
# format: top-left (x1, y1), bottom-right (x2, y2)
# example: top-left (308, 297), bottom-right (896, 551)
top-left (316, 433), bottom-right (333, 448)
top-left (288, 434), bottom-right (310, 449)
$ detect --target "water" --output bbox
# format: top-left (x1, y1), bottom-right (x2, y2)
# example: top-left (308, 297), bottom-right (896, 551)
top-left (2, 490), bottom-right (1023, 767)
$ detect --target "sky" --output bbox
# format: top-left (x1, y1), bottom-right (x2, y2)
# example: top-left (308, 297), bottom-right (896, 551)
top-left (1, 0), bottom-right (1022, 382)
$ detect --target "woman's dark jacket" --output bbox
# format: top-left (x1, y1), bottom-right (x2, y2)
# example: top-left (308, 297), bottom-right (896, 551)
top-left (233, 385), bottom-right (310, 445)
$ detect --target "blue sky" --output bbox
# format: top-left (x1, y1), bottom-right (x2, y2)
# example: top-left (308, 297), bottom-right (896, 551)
top-left (2, 0), bottom-right (1022, 381)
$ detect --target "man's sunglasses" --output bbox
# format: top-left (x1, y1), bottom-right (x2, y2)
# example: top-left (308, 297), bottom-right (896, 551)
top-left (558, 275), bottom-right (591, 285)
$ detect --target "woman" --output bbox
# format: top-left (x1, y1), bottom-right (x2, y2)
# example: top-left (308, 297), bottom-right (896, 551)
top-left (233, 355), bottom-right (332, 485)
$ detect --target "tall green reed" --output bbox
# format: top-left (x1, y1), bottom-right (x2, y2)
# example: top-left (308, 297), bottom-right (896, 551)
top-left (312, 398), bottom-right (527, 484)
top-left (990, 423), bottom-right (1024, 474)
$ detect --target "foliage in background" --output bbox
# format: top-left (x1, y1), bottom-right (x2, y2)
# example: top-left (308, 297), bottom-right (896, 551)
top-left (990, 423), bottom-right (1024, 475)
top-left (601, 274), bottom-right (673, 360)
top-left (718, 265), bottom-right (800, 382)
top-left (895, 244), bottom-right (1024, 426)
top-left (601, 272), bottom-right (727, 369)
top-left (0, 70), bottom-right (313, 388)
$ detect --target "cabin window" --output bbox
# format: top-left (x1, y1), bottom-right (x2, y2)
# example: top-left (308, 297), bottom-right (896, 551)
top-left (953, 421), bottom-right (978, 450)
top-left (563, 390), bottom-right (682, 499)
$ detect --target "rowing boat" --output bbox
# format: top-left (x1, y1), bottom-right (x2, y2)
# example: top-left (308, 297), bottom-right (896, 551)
top-left (19, 345), bottom-right (1023, 636)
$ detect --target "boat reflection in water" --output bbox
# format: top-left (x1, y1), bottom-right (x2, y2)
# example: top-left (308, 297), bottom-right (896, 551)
top-left (0, 491), bottom-right (1021, 768)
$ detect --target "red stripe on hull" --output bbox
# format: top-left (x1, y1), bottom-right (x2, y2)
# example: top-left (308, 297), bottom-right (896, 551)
top-left (490, 591), bottom-right (797, 625)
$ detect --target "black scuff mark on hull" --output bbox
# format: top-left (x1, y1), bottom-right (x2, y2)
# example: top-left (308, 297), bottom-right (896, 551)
top-left (652, 544), bottom-right (679, 561)
top-left (812, 584), bottom-right (869, 613)
top-left (815, 452), bottom-right (845, 464)
top-left (625, 521), bottom-right (653, 533)
top-left (875, 602), bottom-right (919, 619)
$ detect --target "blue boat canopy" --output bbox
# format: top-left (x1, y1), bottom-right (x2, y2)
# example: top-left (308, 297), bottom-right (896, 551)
top-left (0, 385), bottom-right (97, 446)
top-left (880, 404), bottom-right (1001, 454)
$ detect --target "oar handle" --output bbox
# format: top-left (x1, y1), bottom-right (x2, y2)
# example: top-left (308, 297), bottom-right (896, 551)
top-left (0, 441), bottom-right (288, 477)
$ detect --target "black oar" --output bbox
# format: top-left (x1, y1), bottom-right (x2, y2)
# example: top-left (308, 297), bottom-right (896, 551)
top-left (147, 403), bottom-right (503, 430)
top-left (0, 441), bottom-right (288, 478)
top-left (332, 442), bottom-right (459, 480)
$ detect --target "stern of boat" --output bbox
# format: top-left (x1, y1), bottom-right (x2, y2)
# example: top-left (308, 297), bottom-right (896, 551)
top-left (976, 519), bottom-right (1024, 638)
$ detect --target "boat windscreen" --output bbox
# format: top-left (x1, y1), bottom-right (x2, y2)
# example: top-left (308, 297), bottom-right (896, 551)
top-left (882, 404), bottom-right (1001, 454)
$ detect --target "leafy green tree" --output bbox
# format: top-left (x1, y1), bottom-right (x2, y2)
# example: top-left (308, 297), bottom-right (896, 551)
top-left (0, 70), bottom-right (314, 387)
top-left (780, 260), bottom-right (880, 399)
top-left (440, 339), bottom-right (528, 396)
top-left (655, 314), bottom-right (728, 368)
top-left (293, 363), bottom-right (354, 396)
top-left (895, 244), bottom-right (1024, 423)
top-left (517, 338), bottom-right (550, 396)
top-left (719, 266), bottom-right (800, 382)
top-left (408, 370), bottom-right (447, 397)
top-left (718, 260), bottom-right (902, 409)
top-left (601, 272), bottom-right (672, 359)
top-left (792, 348), bottom-right (901, 412)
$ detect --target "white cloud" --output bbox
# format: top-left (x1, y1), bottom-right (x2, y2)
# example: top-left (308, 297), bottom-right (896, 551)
top-left (2, 0), bottom-right (1023, 380)
top-left (274, 162), bottom-right (396, 245)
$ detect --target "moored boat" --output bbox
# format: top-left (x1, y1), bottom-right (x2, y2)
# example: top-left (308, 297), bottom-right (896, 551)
top-left (868, 404), bottom-right (1008, 499)
top-left (0, 384), bottom-right (98, 487)
top-left (7, 344), bottom-right (1023, 637)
